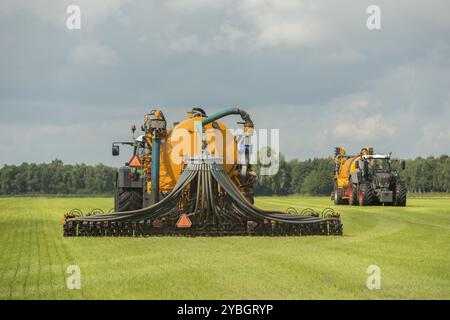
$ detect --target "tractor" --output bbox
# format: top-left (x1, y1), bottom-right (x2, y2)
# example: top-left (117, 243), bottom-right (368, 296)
top-left (332, 147), bottom-right (407, 206)
top-left (110, 107), bottom-right (256, 212)
top-left (62, 107), bottom-right (343, 237)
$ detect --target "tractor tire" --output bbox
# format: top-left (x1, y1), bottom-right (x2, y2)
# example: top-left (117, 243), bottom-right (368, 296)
top-left (348, 183), bottom-right (358, 206)
top-left (116, 188), bottom-right (143, 212)
top-left (333, 181), bottom-right (346, 205)
top-left (394, 182), bottom-right (407, 207)
top-left (358, 183), bottom-right (376, 206)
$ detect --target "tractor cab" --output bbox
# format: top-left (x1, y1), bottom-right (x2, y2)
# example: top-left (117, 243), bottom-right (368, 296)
top-left (361, 155), bottom-right (392, 174)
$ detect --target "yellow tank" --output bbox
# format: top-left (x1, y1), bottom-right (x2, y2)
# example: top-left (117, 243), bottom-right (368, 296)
top-left (333, 147), bottom-right (371, 201)
top-left (158, 116), bottom-right (238, 193)
top-left (336, 156), bottom-right (360, 191)
top-left (112, 108), bottom-right (257, 210)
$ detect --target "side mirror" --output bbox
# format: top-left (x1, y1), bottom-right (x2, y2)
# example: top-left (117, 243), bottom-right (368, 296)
top-left (112, 145), bottom-right (120, 156)
top-left (401, 160), bottom-right (406, 170)
top-left (355, 161), bottom-right (360, 169)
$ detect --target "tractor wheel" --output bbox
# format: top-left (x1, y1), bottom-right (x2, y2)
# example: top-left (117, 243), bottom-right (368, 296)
top-left (116, 188), bottom-right (143, 212)
top-left (348, 183), bottom-right (358, 206)
top-left (394, 182), bottom-right (407, 207)
top-left (333, 182), bottom-right (345, 205)
top-left (358, 183), bottom-right (376, 206)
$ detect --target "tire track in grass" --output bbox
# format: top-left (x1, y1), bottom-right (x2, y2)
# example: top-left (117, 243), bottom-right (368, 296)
top-left (0, 207), bottom-right (20, 297)
top-left (25, 203), bottom-right (41, 300)
top-left (84, 236), bottom-right (131, 297)
top-left (55, 204), bottom-right (83, 300)
top-left (257, 197), bottom-right (406, 245)
top-left (43, 198), bottom-right (76, 299)
top-left (42, 212), bottom-right (55, 300)
top-left (63, 243), bottom-right (81, 299)
top-left (8, 209), bottom-right (28, 299)
top-left (52, 222), bottom-right (73, 300)
top-left (21, 207), bottom-right (34, 298)
top-left (60, 237), bottom-right (82, 299)
top-left (35, 213), bottom-right (42, 300)
top-left (62, 240), bottom-right (87, 299)
top-left (73, 205), bottom-right (122, 298)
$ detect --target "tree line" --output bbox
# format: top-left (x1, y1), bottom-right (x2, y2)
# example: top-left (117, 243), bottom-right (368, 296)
top-left (0, 160), bottom-right (116, 195)
top-left (0, 156), bottom-right (449, 195)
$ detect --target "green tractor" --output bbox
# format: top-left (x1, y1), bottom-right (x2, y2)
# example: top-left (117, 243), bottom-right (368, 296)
top-left (352, 154), bottom-right (407, 206)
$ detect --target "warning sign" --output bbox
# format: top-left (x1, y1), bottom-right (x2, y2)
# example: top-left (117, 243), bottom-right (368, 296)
top-left (176, 214), bottom-right (192, 228)
top-left (128, 155), bottom-right (142, 168)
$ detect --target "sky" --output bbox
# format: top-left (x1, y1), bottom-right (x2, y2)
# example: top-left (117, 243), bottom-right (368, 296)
top-left (1, 0), bottom-right (449, 167)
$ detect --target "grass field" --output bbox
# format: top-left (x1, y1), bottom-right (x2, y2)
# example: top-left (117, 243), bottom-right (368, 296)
top-left (0, 196), bottom-right (449, 300)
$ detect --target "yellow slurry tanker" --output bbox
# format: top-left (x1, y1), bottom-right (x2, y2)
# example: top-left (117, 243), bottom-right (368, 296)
top-left (62, 107), bottom-right (342, 237)
top-left (332, 147), bottom-right (407, 206)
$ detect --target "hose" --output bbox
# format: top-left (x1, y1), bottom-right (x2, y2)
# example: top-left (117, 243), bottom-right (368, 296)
top-left (64, 162), bottom-right (342, 237)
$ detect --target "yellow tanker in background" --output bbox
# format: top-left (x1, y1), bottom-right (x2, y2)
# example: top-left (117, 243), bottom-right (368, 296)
top-left (332, 147), bottom-right (407, 206)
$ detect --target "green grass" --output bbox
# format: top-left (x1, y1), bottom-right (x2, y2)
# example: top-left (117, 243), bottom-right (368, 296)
top-left (0, 196), bottom-right (449, 300)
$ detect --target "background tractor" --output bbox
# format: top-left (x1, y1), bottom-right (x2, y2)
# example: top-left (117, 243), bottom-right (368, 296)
top-left (332, 147), bottom-right (407, 206)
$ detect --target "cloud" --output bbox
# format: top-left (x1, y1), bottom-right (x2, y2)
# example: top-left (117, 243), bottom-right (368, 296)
top-left (1, 0), bottom-right (450, 166)
top-left (154, 0), bottom-right (327, 54)
top-left (238, 0), bottom-right (324, 48)
top-left (334, 115), bottom-right (397, 140)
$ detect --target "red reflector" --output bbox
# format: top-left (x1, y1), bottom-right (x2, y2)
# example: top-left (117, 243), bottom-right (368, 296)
top-left (176, 214), bottom-right (192, 228)
top-left (128, 155), bottom-right (142, 168)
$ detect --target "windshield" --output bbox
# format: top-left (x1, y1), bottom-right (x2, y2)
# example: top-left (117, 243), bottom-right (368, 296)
top-left (368, 158), bottom-right (391, 173)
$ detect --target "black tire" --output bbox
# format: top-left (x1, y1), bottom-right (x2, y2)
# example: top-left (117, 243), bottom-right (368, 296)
top-left (333, 181), bottom-right (346, 205)
top-left (358, 182), bottom-right (376, 206)
top-left (394, 182), bottom-right (407, 207)
top-left (348, 183), bottom-right (358, 206)
top-left (116, 188), bottom-right (143, 212)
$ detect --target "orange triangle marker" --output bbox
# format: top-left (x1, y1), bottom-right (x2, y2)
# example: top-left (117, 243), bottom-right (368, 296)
top-left (176, 214), bottom-right (192, 228)
top-left (128, 155), bottom-right (142, 168)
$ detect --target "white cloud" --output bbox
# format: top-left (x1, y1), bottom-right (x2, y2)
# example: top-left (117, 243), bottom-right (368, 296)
top-left (238, 0), bottom-right (324, 48)
top-left (334, 115), bottom-right (397, 140)
top-left (152, 0), bottom-right (327, 54)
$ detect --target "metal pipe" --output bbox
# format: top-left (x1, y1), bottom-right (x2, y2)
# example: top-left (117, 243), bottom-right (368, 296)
top-left (151, 133), bottom-right (161, 204)
top-left (196, 107), bottom-right (254, 133)
top-left (195, 108), bottom-right (254, 156)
